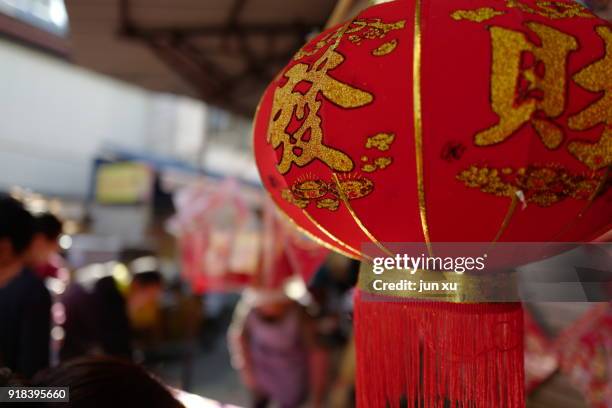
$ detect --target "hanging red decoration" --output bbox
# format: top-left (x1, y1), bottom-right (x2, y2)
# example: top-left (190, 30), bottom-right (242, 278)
top-left (170, 179), bottom-right (253, 293)
top-left (556, 302), bottom-right (612, 408)
top-left (253, 0), bottom-right (612, 406)
top-left (524, 310), bottom-right (558, 394)
top-left (170, 180), bottom-right (327, 293)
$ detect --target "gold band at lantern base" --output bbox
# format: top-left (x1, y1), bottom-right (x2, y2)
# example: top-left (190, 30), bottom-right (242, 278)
top-left (358, 262), bottom-right (520, 303)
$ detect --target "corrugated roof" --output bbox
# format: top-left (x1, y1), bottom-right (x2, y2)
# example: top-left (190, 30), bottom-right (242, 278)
top-left (65, 0), bottom-right (336, 115)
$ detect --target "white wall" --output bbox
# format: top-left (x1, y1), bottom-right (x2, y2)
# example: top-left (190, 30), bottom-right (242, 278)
top-left (0, 38), bottom-right (260, 198)
top-left (0, 38), bottom-right (151, 197)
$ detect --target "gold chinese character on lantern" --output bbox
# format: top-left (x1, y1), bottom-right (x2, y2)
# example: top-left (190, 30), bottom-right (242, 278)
top-left (268, 47), bottom-right (374, 175)
top-left (476, 22), bottom-right (577, 149)
top-left (293, 18), bottom-right (406, 61)
top-left (567, 26), bottom-right (612, 170)
top-left (505, 0), bottom-right (594, 19)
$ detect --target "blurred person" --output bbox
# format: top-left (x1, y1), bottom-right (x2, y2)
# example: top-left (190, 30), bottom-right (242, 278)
top-left (31, 356), bottom-right (185, 408)
top-left (60, 265), bottom-right (163, 361)
top-left (309, 258), bottom-right (359, 347)
top-left (0, 196), bottom-right (51, 378)
top-left (328, 336), bottom-right (356, 408)
top-left (28, 212), bottom-right (62, 271)
top-left (127, 257), bottom-right (165, 336)
top-left (26, 213), bottom-right (67, 369)
top-left (229, 288), bottom-right (323, 408)
top-left (307, 257), bottom-right (359, 406)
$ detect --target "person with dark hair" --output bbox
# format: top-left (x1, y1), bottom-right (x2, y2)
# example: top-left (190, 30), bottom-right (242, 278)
top-left (127, 270), bottom-right (164, 333)
top-left (28, 213), bottom-right (63, 273)
top-left (0, 196), bottom-right (51, 378)
top-left (31, 357), bottom-right (185, 408)
top-left (60, 263), bottom-right (164, 361)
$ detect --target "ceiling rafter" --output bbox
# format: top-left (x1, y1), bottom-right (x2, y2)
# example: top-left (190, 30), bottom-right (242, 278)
top-left (117, 0), bottom-right (322, 116)
top-left (227, 0), bottom-right (248, 26)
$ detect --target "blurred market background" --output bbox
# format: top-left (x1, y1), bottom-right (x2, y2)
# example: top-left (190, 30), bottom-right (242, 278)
top-left (0, 1), bottom-right (610, 407)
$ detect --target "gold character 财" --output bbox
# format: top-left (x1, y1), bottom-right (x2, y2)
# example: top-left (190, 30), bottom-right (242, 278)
top-left (475, 23), bottom-right (577, 149)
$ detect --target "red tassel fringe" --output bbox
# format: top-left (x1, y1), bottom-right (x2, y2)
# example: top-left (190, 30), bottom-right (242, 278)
top-left (354, 291), bottom-right (525, 408)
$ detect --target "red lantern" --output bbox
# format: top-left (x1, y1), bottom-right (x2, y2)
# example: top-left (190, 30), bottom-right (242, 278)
top-left (253, 0), bottom-right (611, 406)
top-left (255, 0), bottom-right (611, 253)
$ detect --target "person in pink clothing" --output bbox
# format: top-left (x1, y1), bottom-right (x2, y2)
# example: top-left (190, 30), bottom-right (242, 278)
top-left (229, 289), bottom-right (325, 408)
